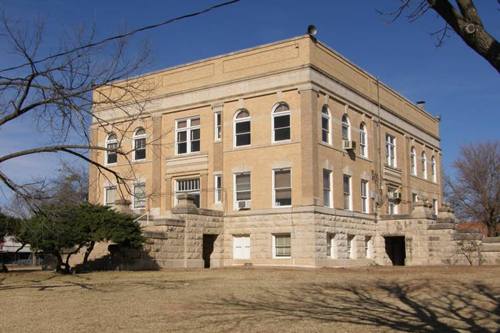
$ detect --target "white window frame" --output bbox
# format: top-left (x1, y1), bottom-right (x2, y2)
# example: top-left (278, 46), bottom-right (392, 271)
top-left (361, 179), bottom-right (369, 214)
top-left (343, 174), bottom-right (352, 211)
top-left (341, 114), bottom-right (351, 141)
top-left (385, 134), bottom-right (397, 168)
top-left (175, 117), bottom-right (200, 155)
top-left (323, 169), bottom-right (333, 208)
top-left (422, 152), bottom-right (428, 179)
top-left (272, 102), bottom-right (291, 143)
top-left (214, 174), bottom-right (222, 204)
top-left (133, 128), bottom-right (146, 161)
top-left (214, 111), bottom-right (222, 142)
top-left (105, 133), bottom-right (118, 165)
top-left (321, 105), bottom-right (331, 144)
top-left (132, 182), bottom-right (146, 209)
top-left (234, 172), bottom-right (251, 209)
top-left (233, 109), bottom-right (251, 148)
top-left (431, 156), bottom-right (437, 182)
top-left (272, 168), bottom-right (292, 208)
top-left (174, 178), bottom-right (200, 207)
top-left (272, 233), bottom-right (291, 259)
top-left (104, 185), bottom-right (117, 206)
top-left (359, 123), bottom-right (368, 158)
top-left (410, 147), bottom-right (417, 176)
top-left (387, 186), bottom-right (399, 215)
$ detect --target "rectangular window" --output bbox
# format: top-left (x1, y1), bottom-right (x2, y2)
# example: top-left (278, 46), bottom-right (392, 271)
top-left (360, 128), bottom-right (367, 157)
top-left (214, 174), bottom-right (222, 204)
top-left (176, 117), bottom-right (200, 155)
top-left (361, 180), bottom-right (369, 213)
top-left (105, 186), bottom-right (116, 205)
top-left (347, 234), bottom-right (355, 259)
top-left (385, 134), bottom-right (396, 167)
top-left (133, 183), bottom-right (146, 209)
top-left (106, 143), bottom-right (118, 164)
top-left (327, 233), bottom-right (338, 259)
top-left (323, 169), bottom-right (332, 208)
top-left (235, 173), bottom-right (251, 208)
top-left (175, 178), bottom-right (200, 208)
top-left (433, 199), bottom-right (438, 216)
top-left (343, 174), bottom-right (352, 211)
top-left (273, 169), bottom-right (291, 207)
top-left (273, 234), bottom-right (291, 258)
top-left (214, 112), bottom-right (222, 142)
top-left (387, 187), bottom-right (399, 215)
top-left (134, 137), bottom-right (146, 160)
top-left (273, 112), bottom-right (290, 142)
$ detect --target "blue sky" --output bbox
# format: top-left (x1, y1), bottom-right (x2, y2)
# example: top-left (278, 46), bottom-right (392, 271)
top-left (0, 0), bottom-right (499, 204)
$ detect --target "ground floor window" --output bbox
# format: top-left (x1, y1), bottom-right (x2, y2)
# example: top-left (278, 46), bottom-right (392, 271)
top-left (175, 178), bottom-right (200, 208)
top-left (347, 234), bottom-right (355, 259)
top-left (327, 233), bottom-right (339, 259)
top-left (365, 236), bottom-right (374, 259)
top-left (273, 234), bottom-right (291, 258)
top-left (105, 186), bottom-right (116, 206)
top-left (433, 199), bottom-right (438, 216)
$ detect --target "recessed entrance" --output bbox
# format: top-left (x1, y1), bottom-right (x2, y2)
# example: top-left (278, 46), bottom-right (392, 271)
top-left (202, 234), bottom-right (218, 268)
top-left (384, 236), bottom-right (406, 266)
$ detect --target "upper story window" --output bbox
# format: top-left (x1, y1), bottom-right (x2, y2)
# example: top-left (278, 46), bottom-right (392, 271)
top-left (105, 185), bottom-right (116, 206)
top-left (321, 105), bottom-right (331, 144)
top-left (387, 186), bottom-right (399, 215)
top-left (234, 172), bottom-right (251, 209)
top-left (341, 114), bottom-right (351, 141)
top-left (272, 102), bottom-right (291, 142)
top-left (361, 179), bottom-right (369, 214)
top-left (214, 174), bottom-right (222, 204)
top-left (133, 182), bottom-right (146, 209)
top-left (133, 128), bottom-right (146, 161)
top-left (410, 147), bottom-right (417, 175)
top-left (359, 123), bottom-right (368, 158)
top-left (105, 133), bottom-right (118, 165)
top-left (385, 134), bottom-right (396, 168)
top-left (273, 169), bottom-right (291, 207)
top-left (343, 174), bottom-right (352, 211)
top-left (422, 152), bottom-right (428, 179)
top-left (214, 112), bottom-right (222, 142)
top-left (234, 109), bottom-right (251, 147)
top-left (176, 117), bottom-right (200, 155)
top-left (431, 156), bottom-right (437, 182)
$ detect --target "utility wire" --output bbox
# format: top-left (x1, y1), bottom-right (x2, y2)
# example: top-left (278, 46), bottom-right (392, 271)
top-left (0, 0), bottom-right (240, 74)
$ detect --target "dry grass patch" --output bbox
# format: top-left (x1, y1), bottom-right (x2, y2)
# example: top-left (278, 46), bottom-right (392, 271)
top-left (0, 266), bottom-right (499, 332)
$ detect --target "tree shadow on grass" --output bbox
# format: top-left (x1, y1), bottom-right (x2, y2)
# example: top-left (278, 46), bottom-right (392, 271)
top-left (201, 280), bottom-right (499, 333)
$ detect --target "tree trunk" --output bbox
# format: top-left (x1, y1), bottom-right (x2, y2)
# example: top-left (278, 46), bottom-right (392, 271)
top-left (487, 223), bottom-right (497, 237)
top-left (54, 251), bottom-right (70, 274)
top-left (82, 241), bottom-right (95, 267)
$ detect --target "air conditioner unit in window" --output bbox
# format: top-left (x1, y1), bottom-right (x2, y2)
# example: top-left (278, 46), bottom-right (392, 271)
top-left (342, 140), bottom-right (355, 150)
top-left (388, 191), bottom-right (402, 201)
top-left (237, 200), bottom-right (251, 210)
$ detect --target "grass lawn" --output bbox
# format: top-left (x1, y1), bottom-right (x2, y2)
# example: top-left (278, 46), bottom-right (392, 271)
top-left (0, 266), bottom-right (499, 332)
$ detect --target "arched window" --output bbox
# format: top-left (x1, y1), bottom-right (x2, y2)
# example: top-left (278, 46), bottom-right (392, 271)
top-left (359, 123), bottom-right (368, 158)
top-left (410, 147), bottom-right (417, 175)
top-left (105, 133), bottom-right (118, 164)
top-left (234, 109), bottom-right (251, 147)
top-left (341, 114), bottom-right (350, 141)
top-left (422, 152), bottom-right (427, 179)
top-left (272, 102), bottom-right (290, 142)
top-left (431, 155), bottom-right (437, 182)
top-left (321, 105), bottom-right (331, 144)
top-left (133, 128), bottom-right (146, 161)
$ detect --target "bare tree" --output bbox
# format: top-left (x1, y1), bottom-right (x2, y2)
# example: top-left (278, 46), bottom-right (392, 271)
top-left (446, 142), bottom-right (499, 237)
top-left (380, 0), bottom-right (499, 71)
top-left (0, 15), bottom-right (154, 205)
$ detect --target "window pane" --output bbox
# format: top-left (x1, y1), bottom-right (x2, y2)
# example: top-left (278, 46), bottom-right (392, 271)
top-left (177, 131), bottom-right (187, 142)
top-left (177, 120), bottom-right (187, 128)
top-left (135, 149), bottom-right (146, 160)
top-left (236, 191), bottom-right (251, 201)
top-left (191, 140), bottom-right (200, 152)
top-left (274, 170), bottom-right (291, 188)
top-left (191, 129), bottom-right (200, 140)
top-left (322, 130), bottom-right (328, 143)
top-left (177, 142), bottom-right (187, 154)
top-left (343, 175), bottom-right (350, 194)
top-left (274, 115), bottom-right (290, 128)
top-left (191, 118), bottom-right (200, 126)
top-left (236, 133), bottom-right (251, 146)
top-left (236, 121), bottom-right (250, 133)
top-left (236, 174), bottom-right (251, 190)
top-left (275, 103), bottom-right (289, 112)
top-left (236, 110), bottom-right (249, 119)
top-left (274, 128), bottom-right (290, 141)
top-left (322, 117), bottom-right (329, 130)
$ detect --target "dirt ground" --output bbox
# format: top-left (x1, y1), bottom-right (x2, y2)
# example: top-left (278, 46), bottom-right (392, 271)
top-left (0, 266), bottom-right (499, 333)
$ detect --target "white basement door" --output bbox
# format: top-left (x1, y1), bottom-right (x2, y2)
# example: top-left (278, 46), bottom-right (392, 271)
top-left (233, 236), bottom-right (251, 260)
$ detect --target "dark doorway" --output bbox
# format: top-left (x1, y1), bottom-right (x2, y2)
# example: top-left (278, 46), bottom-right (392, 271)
top-left (202, 234), bottom-right (217, 268)
top-left (384, 236), bottom-right (406, 266)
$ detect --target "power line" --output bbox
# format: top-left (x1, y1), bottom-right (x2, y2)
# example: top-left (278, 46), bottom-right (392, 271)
top-left (0, 0), bottom-right (241, 74)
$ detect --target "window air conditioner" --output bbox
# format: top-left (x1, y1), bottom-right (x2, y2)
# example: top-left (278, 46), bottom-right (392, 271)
top-left (237, 200), bottom-right (251, 210)
top-left (342, 140), bottom-right (355, 150)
